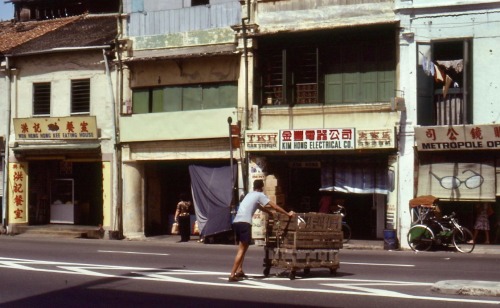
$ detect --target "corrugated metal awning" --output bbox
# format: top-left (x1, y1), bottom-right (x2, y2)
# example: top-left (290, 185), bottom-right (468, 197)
top-left (124, 44), bottom-right (237, 63)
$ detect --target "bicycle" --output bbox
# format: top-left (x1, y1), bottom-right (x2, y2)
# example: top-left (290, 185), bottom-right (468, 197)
top-left (407, 212), bottom-right (475, 253)
top-left (333, 205), bottom-right (351, 243)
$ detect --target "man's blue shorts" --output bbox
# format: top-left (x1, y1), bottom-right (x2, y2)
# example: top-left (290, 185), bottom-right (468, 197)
top-left (233, 222), bottom-right (252, 244)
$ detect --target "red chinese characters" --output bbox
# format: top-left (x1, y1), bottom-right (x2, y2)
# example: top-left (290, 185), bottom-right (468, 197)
top-left (10, 164), bottom-right (26, 220)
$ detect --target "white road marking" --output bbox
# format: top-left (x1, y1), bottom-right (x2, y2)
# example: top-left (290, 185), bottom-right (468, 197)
top-left (0, 257), bottom-right (497, 305)
top-left (98, 250), bottom-right (169, 256)
top-left (342, 262), bottom-right (414, 267)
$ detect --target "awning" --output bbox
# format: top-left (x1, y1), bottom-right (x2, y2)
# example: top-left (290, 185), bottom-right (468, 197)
top-left (417, 161), bottom-right (495, 202)
top-left (124, 44), bottom-right (236, 63)
top-left (12, 143), bottom-right (101, 157)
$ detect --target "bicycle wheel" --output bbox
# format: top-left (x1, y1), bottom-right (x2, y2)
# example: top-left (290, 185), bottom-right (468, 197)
top-left (407, 225), bottom-right (434, 252)
top-left (452, 227), bottom-right (475, 253)
top-left (342, 223), bottom-right (351, 243)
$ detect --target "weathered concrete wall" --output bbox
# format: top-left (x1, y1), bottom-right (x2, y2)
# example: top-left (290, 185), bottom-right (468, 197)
top-left (9, 51), bottom-right (116, 154)
top-left (256, 0), bottom-right (395, 33)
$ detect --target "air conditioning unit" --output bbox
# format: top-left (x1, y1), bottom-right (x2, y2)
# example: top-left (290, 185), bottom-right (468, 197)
top-left (391, 97), bottom-right (406, 111)
top-left (251, 105), bottom-right (259, 130)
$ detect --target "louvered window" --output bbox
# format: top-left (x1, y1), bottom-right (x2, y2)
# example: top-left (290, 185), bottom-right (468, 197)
top-left (33, 82), bottom-right (51, 115)
top-left (71, 79), bottom-right (90, 114)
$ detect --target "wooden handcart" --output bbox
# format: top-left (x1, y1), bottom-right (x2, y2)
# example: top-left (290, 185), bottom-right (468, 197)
top-left (263, 212), bottom-right (343, 280)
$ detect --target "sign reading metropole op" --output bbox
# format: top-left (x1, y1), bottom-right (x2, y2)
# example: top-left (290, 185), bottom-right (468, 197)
top-left (415, 124), bottom-right (500, 151)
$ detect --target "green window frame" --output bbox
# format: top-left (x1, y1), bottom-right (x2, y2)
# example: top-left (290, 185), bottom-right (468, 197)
top-left (258, 29), bottom-right (396, 106)
top-left (132, 83), bottom-right (237, 113)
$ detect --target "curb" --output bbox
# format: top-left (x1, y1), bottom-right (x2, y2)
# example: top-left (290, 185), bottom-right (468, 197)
top-left (432, 280), bottom-right (500, 297)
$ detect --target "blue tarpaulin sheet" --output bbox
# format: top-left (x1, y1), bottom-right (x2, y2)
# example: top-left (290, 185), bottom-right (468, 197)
top-left (189, 164), bottom-right (236, 237)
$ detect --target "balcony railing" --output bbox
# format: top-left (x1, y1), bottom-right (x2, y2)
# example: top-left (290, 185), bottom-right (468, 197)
top-left (434, 88), bottom-right (465, 125)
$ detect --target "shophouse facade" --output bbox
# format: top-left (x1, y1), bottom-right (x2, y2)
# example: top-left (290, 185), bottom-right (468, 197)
top-left (397, 0), bottom-right (500, 246)
top-left (119, 0), bottom-right (243, 239)
top-left (241, 0), bottom-right (401, 241)
top-left (0, 0), bottom-right (121, 235)
top-left (118, 0), bottom-right (405, 241)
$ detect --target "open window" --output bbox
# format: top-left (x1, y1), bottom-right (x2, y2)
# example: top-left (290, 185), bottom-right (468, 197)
top-left (257, 27), bottom-right (396, 107)
top-left (417, 40), bottom-right (472, 126)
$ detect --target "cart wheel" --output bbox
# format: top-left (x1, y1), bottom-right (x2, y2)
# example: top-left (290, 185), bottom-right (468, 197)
top-left (329, 268), bottom-right (337, 276)
top-left (263, 267), bottom-right (271, 277)
top-left (289, 270), bottom-right (296, 280)
top-left (303, 268), bottom-right (310, 275)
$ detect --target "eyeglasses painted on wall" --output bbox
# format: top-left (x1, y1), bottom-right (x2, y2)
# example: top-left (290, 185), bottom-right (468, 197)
top-left (429, 170), bottom-right (484, 190)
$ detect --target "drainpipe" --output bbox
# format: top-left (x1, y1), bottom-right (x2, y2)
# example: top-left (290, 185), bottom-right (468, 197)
top-left (113, 5), bottom-right (124, 237)
top-left (240, 0), bottom-right (251, 194)
top-left (2, 56), bottom-right (12, 230)
top-left (99, 8), bottom-right (125, 238)
top-left (103, 48), bottom-right (121, 235)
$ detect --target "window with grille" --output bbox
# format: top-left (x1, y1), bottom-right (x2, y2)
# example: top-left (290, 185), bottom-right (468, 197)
top-left (71, 79), bottom-right (90, 114)
top-left (257, 28), bottom-right (396, 106)
top-left (33, 82), bottom-right (51, 115)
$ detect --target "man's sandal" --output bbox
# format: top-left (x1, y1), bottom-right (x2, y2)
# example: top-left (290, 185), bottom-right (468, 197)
top-left (228, 276), bottom-right (242, 282)
top-left (235, 271), bottom-right (247, 278)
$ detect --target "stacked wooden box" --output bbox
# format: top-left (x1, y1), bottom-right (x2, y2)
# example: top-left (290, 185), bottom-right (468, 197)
top-left (271, 212), bottom-right (343, 250)
top-left (264, 175), bottom-right (285, 206)
top-left (252, 174), bottom-right (285, 245)
top-left (264, 212), bottom-right (343, 274)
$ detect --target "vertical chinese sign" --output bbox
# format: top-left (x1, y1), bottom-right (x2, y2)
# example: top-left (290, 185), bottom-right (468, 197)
top-left (8, 163), bottom-right (28, 224)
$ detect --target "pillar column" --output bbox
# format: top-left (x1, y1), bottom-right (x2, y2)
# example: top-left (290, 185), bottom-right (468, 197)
top-left (122, 162), bottom-right (144, 238)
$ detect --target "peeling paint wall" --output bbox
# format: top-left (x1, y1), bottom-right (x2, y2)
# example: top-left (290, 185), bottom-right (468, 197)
top-left (132, 28), bottom-right (235, 51)
top-left (256, 0), bottom-right (395, 33)
top-left (10, 51), bottom-right (116, 152)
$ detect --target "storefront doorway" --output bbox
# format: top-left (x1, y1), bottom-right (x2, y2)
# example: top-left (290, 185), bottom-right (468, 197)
top-left (262, 155), bottom-right (388, 240)
top-left (28, 161), bottom-right (103, 226)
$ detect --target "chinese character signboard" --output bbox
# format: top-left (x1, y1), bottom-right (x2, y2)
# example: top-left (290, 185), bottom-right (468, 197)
top-left (245, 131), bottom-right (279, 151)
top-left (280, 128), bottom-right (355, 151)
top-left (13, 116), bottom-right (98, 140)
top-left (415, 124), bottom-right (500, 151)
top-left (8, 162), bottom-right (28, 224)
top-left (357, 128), bottom-right (395, 149)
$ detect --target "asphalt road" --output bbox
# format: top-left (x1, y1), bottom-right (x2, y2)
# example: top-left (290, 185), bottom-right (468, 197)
top-left (0, 236), bottom-right (498, 307)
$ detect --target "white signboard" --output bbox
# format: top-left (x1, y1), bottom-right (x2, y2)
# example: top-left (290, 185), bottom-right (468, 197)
top-left (279, 128), bottom-right (355, 151)
top-left (415, 124), bottom-right (500, 151)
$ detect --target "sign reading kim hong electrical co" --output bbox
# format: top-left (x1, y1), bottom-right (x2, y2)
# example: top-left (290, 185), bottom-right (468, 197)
top-left (13, 116), bottom-right (98, 140)
top-left (415, 124), bottom-right (500, 151)
top-left (280, 128), bottom-right (355, 151)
